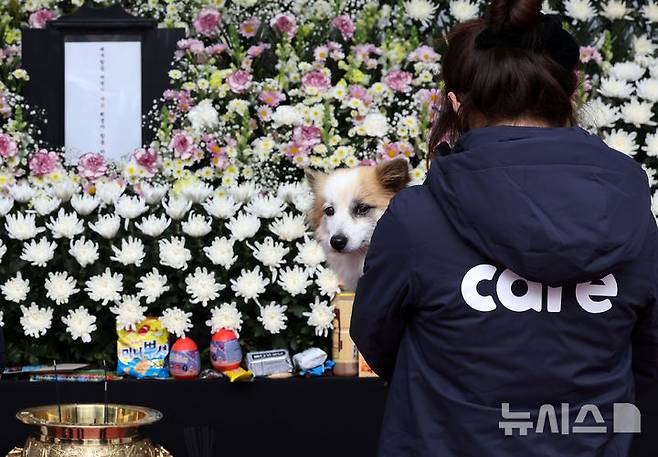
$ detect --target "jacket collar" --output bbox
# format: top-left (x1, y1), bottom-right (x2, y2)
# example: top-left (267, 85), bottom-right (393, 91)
top-left (451, 125), bottom-right (586, 154)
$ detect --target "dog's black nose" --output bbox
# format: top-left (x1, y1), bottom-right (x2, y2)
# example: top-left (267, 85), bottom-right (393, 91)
top-left (330, 235), bottom-right (348, 251)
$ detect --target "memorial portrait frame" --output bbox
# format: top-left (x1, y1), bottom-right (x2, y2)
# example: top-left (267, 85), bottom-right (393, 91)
top-left (21, 2), bottom-right (184, 160)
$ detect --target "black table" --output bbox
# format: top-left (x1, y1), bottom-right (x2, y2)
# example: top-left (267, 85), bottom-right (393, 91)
top-left (0, 377), bottom-right (387, 457)
top-left (1, 378), bottom-right (658, 457)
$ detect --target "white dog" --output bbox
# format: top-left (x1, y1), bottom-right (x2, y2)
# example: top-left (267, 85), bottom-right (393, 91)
top-left (305, 159), bottom-right (410, 291)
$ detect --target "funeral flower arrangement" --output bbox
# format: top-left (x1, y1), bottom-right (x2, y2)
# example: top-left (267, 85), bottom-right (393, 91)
top-left (0, 0), bottom-right (656, 364)
top-left (0, 178), bottom-right (342, 363)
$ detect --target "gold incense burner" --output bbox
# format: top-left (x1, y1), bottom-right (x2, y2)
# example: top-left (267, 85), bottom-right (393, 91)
top-left (7, 404), bottom-right (171, 457)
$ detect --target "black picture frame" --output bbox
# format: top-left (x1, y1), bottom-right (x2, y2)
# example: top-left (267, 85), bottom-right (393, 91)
top-left (21, 3), bottom-right (184, 151)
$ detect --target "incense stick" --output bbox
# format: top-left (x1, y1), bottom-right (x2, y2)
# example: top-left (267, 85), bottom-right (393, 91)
top-left (102, 359), bottom-right (108, 425)
top-left (53, 360), bottom-right (62, 423)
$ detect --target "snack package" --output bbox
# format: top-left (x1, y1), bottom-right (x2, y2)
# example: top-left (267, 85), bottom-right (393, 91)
top-left (292, 348), bottom-right (327, 371)
top-left (223, 367), bottom-right (254, 383)
top-left (117, 317), bottom-right (170, 379)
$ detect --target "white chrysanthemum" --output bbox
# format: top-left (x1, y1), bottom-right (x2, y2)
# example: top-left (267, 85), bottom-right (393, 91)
top-left (110, 236), bottom-right (146, 267)
top-left (303, 296), bottom-right (336, 337)
top-left (449, 0), bottom-right (479, 22)
top-left (270, 212), bottom-right (308, 241)
top-left (271, 105), bottom-right (303, 126)
top-left (278, 266), bottom-right (312, 296)
top-left (61, 307), bottom-right (97, 343)
top-left (71, 194), bottom-right (100, 215)
top-left (10, 181), bottom-right (36, 203)
top-left (295, 237), bottom-right (327, 269)
top-left (250, 236), bottom-right (290, 268)
top-left (579, 98), bottom-right (620, 129)
top-left (226, 212), bottom-right (261, 241)
top-left (245, 195), bottom-right (286, 219)
top-left (2, 272), bottom-right (30, 303)
top-left (277, 182), bottom-right (308, 202)
top-left (69, 237), bottom-right (99, 268)
top-left (404, 0), bottom-right (438, 25)
top-left (181, 181), bottom-right (213, 204)
top-left (620, 99), bottom-right (656, 127)
top-left (0, 310), bottom-right (3, 327)
top-left (186, 267), bottom-right (225, 307)
top-left (633, 35), bottom-right (656, 57)
top-left (601, 0), bottom-right (628, 19)
top-left (21, 238), bottom-right (57, 267)
top-left (163, 196), bottom-right (192, 220)
top-left (206, 302), bottom-right (243, 334)
top-left (141, 183), bottom-right (169, 204)
top-left (52, 179), bottom-right (79, 202)
top-left (44, 271), bottom-right (79, 305)
top-left (204, 236), bottom-right (237, 268)
top-left (0, 239), bottom-right (6, 262)
top-left (609, 61), bottom-right (646, 81)
top-left (0, 196), bottom-right (14, 216)
top-left (598, 77), bottom-right (634, 99)
top-left (160, 307), bottom-right (193, 338)
top-left (642, 1), bottom-right (658, 22)
top-left (362, 112), bottom-right (389, 137)
top-left (563, 0), bottom-right (596, 21)
top-left (5, 212), bottom-right (45, 240)
top-left (188, 98), bottom-right (219, 132)
top-left (85, 268), bottom-right (123, 305)
top-left (46, 208), bottom-right (84, 239)
top-left (643, 132), bottom-right (658, 157)
top-left (115, 195), bottom-right (148, 220)
top-left (110, 295), bottom-right (147, 331)
top-left (258, 302), bottom-right (288, 334)
top-left (95, 180), bottom-right (125, 204)
top-left (159, 237), bottom-right (192, 270)
top-left (136, 268), bottom-right (170, 304)
top-left (20, 303), bottom-right (53, 338)
top-left (31, 195), bottom-right (61, 216)
top-left (315, 266), bottom-right (342, 297)
top-left (231, 266), bottom-right (270, 302)
top-left (182, 211), bottom-right (213, 237)
top-left (203, 195), bottom-right (241, 219)
top-left (89, 214), bottom-right (121, 239)
top-left (136, 214), bottom-right (171, 237)
top-left (603, 129), bottom-right (639, 156)
top-left (228, 182), bottom-right (261, 203)
top-left (292, 191), bottom-right (314, 213)
top-left (636, 79), bottom-right (658, 103)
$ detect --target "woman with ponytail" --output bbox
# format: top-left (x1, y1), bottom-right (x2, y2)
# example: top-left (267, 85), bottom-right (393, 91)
top-left (351, 0), bottom-right (657, 455)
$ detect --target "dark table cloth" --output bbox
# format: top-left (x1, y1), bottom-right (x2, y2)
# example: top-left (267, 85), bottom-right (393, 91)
top-left (0, 378), bottom-right (657, 456)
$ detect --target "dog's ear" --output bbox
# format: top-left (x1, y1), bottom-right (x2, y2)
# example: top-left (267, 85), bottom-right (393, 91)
top-left (376, 158), bottom-right (410, 193)
top-left (304, 168), bottom-right (326, 193)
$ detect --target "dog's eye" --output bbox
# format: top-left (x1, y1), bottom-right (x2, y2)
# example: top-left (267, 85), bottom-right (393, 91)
top-left (324, 206), bottom-right (335, 216)
top-left (354, 203), bottom-right (371, 216)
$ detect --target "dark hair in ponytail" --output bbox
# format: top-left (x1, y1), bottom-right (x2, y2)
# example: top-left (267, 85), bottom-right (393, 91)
top-left (428, 0), bottom-right (580, 157)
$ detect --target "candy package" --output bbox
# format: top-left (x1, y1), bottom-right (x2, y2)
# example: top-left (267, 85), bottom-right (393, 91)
top-left (117, 317), bottom-right (170, 379)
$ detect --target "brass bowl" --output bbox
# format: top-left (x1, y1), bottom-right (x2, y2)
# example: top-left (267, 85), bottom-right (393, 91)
top-left (9, 404), bottom-right (171, 457)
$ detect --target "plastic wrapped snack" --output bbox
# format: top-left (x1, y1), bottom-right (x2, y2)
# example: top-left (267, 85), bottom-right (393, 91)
top-left (245, 349), bottom-right (293, 377)
top-left (117, 317), bottom-right (170, 379)
top-left (292, 348), bottom-right (328, 371)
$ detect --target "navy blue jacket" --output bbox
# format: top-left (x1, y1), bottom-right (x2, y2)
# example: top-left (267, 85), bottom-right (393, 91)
top-left (351, 126), bottom-right (658, 457)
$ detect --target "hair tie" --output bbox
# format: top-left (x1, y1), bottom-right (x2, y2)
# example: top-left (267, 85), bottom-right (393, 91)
top-left (475, 13), bottom-right (579, 72)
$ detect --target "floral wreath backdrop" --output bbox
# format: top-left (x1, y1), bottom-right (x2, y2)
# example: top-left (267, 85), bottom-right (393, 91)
top-left (0, 0), bottom-right (656, 365)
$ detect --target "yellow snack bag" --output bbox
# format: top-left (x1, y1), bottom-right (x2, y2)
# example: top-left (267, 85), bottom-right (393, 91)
top-left (117, 317), bottom-right (170, 378)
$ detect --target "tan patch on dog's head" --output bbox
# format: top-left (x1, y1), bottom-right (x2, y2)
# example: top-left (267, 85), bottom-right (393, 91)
top-left (305, 168), bottom-right (327, 229)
